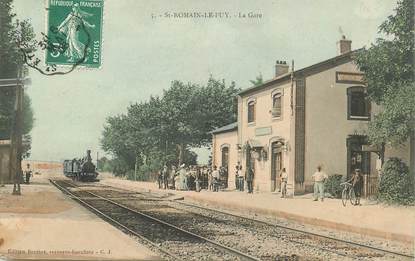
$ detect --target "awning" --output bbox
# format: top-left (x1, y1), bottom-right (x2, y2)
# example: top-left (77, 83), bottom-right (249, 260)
top-left (362, 144), bottom-right (381, 152)
top-left (247, 139), bottom-right (262, 148)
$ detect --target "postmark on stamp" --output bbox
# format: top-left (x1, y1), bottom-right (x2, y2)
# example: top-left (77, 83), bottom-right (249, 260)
top-left (46, 0), bottom-right (104, 68)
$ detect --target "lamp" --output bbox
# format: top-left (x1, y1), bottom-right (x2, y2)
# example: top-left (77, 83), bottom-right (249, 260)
top-left (282, 142), bottom-right (289, 152)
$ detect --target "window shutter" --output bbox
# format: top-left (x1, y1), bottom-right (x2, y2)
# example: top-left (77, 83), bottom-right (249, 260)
top-left (272, 94), bottom-right (282, 117)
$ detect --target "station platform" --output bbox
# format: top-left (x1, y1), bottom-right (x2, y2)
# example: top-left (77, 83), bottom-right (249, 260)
top-left (100, 177), bottom-right (415, 245)
top-left (0, 174), bottom-right (160, 261)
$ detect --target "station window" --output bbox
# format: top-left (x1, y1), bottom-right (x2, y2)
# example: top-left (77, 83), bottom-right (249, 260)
top-left (272, 93), bottom-right (282, 118)
top-left (248, 101), bottom-right (255, 123)
top-left (347, 86), bottom-right (370, 120)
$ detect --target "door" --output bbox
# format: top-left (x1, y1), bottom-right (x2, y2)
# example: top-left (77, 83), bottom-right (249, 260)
top-left (221, 147), bottom-right (229, 188)
top-left (271, 142), bottom-right (283, 192)
top-left (347, 135), bottom-right (370, 178)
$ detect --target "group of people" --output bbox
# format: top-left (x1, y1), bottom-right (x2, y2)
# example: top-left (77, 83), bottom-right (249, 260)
top-left (234, 163), bottom-right (255, 193)
top-left (312, 165), bottom-right (363, 205)
top-left (157, 164), bottom-right (228, 192)
top-left (158, 163), bottom-right (364, 205)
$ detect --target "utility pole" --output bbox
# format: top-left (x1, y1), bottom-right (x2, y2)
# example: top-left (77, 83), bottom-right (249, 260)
top-left (165, 140), bottom-right (168, 164)
top-left (12, 81), bottom-right (23, 195)
top-left (134, 155), bottom-right (138, 181)
top-left (0, 152), bottom-right (4, 187)
top-left (0, 78), bottom-right (29, 195)
top-left (290, 60), bottom-right (295, 116)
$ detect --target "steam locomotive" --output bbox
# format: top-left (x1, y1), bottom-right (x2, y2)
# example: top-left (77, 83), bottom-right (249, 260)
top-left (63, 150), bottom-right (99, 182)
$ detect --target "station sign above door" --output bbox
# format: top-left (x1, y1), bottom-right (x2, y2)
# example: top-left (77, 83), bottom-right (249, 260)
top-left (336, 72), bottom-right (364, 84)
top-left (255, 126), bottom-right (272, 136)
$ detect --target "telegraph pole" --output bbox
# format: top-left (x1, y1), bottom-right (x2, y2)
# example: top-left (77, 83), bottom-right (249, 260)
top-left (12, 80), bottom-right (24, 195)
top-left (134, 156), bottom-right (138, 181)
top-left (96, 151), bottom-right (99, 170)
top-left (0, 78), bottom-right (29, 195)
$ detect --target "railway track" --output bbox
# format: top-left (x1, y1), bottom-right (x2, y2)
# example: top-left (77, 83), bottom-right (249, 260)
top-left (170, 200), bottom-right (414, 260)
top-left (51, 179), bottom-right (413, 260)
top-left (51, 179), bottom-right (260, 261)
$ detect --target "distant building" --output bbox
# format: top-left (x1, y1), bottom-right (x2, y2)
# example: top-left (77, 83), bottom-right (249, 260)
top-left (0, 140), bottom-right (11, 183)
top-left (211, 36), bottom-right (413, 195)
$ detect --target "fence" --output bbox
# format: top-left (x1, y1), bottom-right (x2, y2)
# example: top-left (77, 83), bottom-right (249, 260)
top-left (363, 175), bottom-right (379, 198)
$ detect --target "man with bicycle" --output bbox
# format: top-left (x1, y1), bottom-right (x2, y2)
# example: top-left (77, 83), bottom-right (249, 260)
top-left (350, 169), bottom-right (364, 206)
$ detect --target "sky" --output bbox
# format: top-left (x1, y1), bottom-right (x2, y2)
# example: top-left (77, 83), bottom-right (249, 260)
top-left (12, 0), bottom-right (398, 163)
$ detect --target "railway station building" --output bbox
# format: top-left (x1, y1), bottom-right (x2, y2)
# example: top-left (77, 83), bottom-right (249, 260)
top-left (211, 36), bottom-right (413, 196)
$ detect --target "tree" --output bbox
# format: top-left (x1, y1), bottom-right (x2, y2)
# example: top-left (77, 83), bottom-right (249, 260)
top-left (355, 0), bottom-right (414, 147)
top-left (378, 158), bottom-right (414, 205)
top-left (101, 115), bottom-right (137, 171)
top-left (367, 83), bottom-right (415, 146)
top-left (0, 0), bottom-right (19, 78)
top-left (21, 94), bottom-right (35, 158)
top-left (0, 1), bottom-right (35, 154)
top-left (160, 77), bottom-right (239, 164)
top-left (100, 76), bottom-right (240, 179)
top-left (249, 73), bottom-right (264, 87)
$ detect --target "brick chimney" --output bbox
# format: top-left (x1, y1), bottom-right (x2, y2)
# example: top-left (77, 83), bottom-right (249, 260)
top-left (275, 60), bottom-right (289, 77)
top-left (337, 35), bottom-right (352, 55)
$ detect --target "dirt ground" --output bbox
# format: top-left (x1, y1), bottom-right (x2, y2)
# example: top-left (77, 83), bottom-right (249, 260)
top-left (0, 174), bottom-right (159, 260)
top-left (0, 186), bottom-right (73, 214)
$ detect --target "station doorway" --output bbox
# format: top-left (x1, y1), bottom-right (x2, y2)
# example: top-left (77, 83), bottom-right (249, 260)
top-left (221, 146), bottom-right (229, 188)
top-left (347, 135), bottom-right (370, 178)
top-left (271, 141), bottom-right (283, 192)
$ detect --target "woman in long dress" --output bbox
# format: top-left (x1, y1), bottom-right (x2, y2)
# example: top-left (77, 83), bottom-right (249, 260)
top-left (57, 3), bottom-right (95, 62)
top-left (176, 164), bottom-right (187, 190)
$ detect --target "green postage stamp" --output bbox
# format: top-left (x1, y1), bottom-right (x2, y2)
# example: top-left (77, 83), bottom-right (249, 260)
top-left (46, 0), bottom-right (104, 68)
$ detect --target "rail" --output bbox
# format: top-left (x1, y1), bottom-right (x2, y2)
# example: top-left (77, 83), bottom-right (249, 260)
top-left (172, 200), bottom-right (413, 260)
top-left (50, 179), bottom-right (260, 261)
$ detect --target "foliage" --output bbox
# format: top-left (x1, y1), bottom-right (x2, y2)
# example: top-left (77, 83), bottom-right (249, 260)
top-left (136, 158), bottom-right (163, 181)
top-left (0, 0), bottom-right (19, 78)
top-left (355, 0), bottom-right (414, 146)
top-left (249, 73), bottom-right (264, 87)
top-left (0, 1), bottom-right (36, 78)
top-left (101, 76), bottom-right (239, 180)
top-left (98, 157), bottom-right (131, 177)
top-left (325, 174), bottom-right (343, 198)
top-left (160, 77), bottom-right (239, 150)
top-left (22, 134), bottom-right (32, 159)
top-left (101, 115), bottom-right (137, 171)
top-left (378, 158), bottom-right (414, 205)
top-left (22, 93), bottom-right (34, 135)
top-left (368, 83), bottom-right (415, 146)
top-left (0, 92), bottom-right (34, 138)
top-left (97, 156), bottom-right (110, 171)
top-left (0, 89), bottom-right (14, 139)
top-left (0, 1), bottom-right (35, 158)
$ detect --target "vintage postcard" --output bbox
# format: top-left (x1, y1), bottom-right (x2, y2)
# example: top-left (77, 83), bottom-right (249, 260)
top-left (0, 0), bottom-right (413, 260)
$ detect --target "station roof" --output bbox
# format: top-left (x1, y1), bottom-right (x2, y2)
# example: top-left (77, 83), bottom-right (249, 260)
top-left (239, 49), bottom-right (363, 97)
top-left (210, 122), bottom-right (238, 135)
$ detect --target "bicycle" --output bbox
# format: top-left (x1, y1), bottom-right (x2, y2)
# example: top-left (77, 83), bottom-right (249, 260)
top-left (340, 182), bottom-right (356, 206)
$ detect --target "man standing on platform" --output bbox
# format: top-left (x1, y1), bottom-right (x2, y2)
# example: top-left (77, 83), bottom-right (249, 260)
top-left (234, 164), bottom-right (239, 190)
top-left (212, 166), bottom-right (220, 192)
top-left (24, 163), bottom-right (32, 184)
top-left (312, 165), bottom-right (328, 201)
top-left (238, 165), bottom-right (244, 191)
top-left (246, 166), bottom-right (254, 194)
